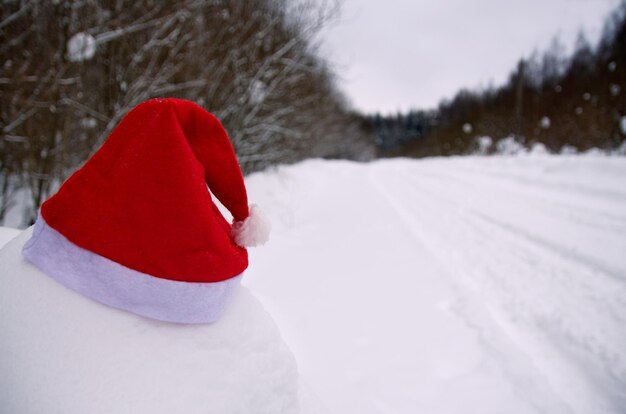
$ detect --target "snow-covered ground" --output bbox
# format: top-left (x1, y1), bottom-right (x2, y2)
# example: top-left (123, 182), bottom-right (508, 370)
top-left (243, 155), bottom-right (626, 414)
top-left (2, 154), bottom-right (625, 413)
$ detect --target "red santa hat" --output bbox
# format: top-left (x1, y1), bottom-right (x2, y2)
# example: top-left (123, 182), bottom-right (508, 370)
top-left (22, 98), bottom-right (270, 324)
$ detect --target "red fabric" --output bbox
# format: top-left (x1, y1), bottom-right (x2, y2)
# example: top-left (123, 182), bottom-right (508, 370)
top-left (41, 98), bottom-right (249, 283)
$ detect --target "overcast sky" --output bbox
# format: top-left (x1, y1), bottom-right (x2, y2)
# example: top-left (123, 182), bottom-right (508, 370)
top-left (321, 0), bottom-right (621, 114)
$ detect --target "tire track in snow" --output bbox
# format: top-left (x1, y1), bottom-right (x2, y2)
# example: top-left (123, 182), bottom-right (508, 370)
top-left (393, 164), bottom-right (626, 332)
top-left (469, 209), bottom-right (626, 284)
top-left (367, 164), bottom-right (578, 414)
top-left (369, 160), bottom-right (626, 413)
top-left (446, 160), bottom-right (626, 224)
top-left (414, 162), bottom-right (626, 234)
top-left (402, 166), bottom-right (626, 283)
top-left (448, 158), bottom-right (626, 202)
top-left (399, 163), bottom-right (626, 280)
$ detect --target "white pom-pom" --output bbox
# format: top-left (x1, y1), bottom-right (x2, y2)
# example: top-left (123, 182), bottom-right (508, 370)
top-left (232, 204), bottom-right (271, 247)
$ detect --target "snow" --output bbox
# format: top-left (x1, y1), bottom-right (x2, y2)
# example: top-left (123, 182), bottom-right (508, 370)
top-left (539, 116), bottom-right (551, 129)
top-left (2, 155), bottom-right (626, 413)
top-left (249, 80), bottom-right (268, 105)
top-left (0, 227), bottom-right (20, 248)
top-left (560, 144), bottom-right (578, 155)
top-left (476, 136), bottom-right (493, 154)
top-left (584, 147), bottom-right (607, 156)
top-left (620, 116), bottom-right (626, 135)
top-left (615, 140), bottom-right (626, 156)
top-left (528, 142), bottom-right (550, 155)
top-left (67, 32), bottom-right (96, 62)
top-left (496, 135), bottom-right (526, 155)
top-left (0, 229), bottom-right (300, 413)
top-left (243, 156), bottom-right (626, 414)
top-left (81, 117), bottom-right (98, 129)
top-left (462, 122), bottom-right (473, 134)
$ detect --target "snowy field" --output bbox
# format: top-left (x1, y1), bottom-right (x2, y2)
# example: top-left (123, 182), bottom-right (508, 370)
top-left (1, 154), bottom-right (625, 413)
top-left (244, 155), bottom-right (626, 413)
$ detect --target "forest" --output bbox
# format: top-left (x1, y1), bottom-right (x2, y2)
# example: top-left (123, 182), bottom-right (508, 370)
top-left (0, 0), bottom-right (374, 224)
top-left (368, 2), bottom-right (626, 158)
top-left (2, 0), bottom-right (626, 225)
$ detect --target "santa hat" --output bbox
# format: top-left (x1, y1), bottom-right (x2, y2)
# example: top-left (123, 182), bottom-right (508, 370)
top-left (22, 98), bottom-right (270, 324)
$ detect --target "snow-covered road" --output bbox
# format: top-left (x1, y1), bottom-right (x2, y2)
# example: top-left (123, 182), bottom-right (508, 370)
top-left (244, 155), bottom-right (626, 414)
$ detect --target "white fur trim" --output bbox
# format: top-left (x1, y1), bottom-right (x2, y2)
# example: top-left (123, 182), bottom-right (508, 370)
top-left (232, 204), bottom-right (271, 247)
top-left (23, 216), bottom-right (241, 324)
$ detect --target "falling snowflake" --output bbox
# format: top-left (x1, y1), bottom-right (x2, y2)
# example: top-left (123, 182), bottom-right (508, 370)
top-left (67, 32), bottom-right (96, 62)
top-left (620, 116), bottom-right (626, 135)
top-left (476, 136), bottom-right (492, 154)
top-left (610, 84), bottom-right (621, 96)
top-left (249, 80), bottom-right (267, 105)
top-left (539, 116), bottom-right (551, 129)
top-left (462, 123), bottom-right (472, 134)
top-left (81, 117), bottom-right (97, 129)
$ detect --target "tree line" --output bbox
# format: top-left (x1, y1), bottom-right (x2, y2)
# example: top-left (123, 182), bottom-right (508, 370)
top-left (0, 0), bottom-right (375, 225)
top-left (4, 1), bottom-right (626, 226)
top-left (368, 2), bottom-right (626, 158)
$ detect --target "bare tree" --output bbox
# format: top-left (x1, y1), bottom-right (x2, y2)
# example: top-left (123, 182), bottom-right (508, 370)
top-left (1, 0), bottom-right (368, 226)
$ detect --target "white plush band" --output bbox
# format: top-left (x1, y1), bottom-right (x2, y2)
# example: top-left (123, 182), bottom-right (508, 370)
top-left (22, 217), bottom-right (241, 324)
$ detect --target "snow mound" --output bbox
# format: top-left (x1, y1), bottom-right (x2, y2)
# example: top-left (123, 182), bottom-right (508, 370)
top-left (528, 142), bottom-right (550, 155)
top-left (496, 135), bottom-right (526, 155)
top-left (0, 229), bottom-right (299, 414)
top-left (0, 227), bottom-right (20, 248)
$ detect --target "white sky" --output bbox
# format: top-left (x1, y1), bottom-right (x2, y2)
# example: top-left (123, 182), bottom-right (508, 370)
top-left (320, 0), bottom-right (621, 114)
